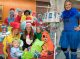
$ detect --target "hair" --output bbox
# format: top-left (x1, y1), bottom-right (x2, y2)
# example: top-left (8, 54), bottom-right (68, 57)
top-left (11, 28), bottom-right (20, 38)
top-left (23, 27), bottom-right (34, 40)
top-left (12, 39), bottom-right (20, 44)
top-left (24, 10), bottom-right (31, 15)
top-left (64, 0), bottom-right (72, 3)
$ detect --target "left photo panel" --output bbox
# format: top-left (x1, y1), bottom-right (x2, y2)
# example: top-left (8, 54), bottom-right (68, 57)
top-left (0, 0), bottom-right (54, 59)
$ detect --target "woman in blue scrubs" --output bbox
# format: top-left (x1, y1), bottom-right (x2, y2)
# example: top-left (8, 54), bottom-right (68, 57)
top-left (59, 1), bottom-right (80, 59)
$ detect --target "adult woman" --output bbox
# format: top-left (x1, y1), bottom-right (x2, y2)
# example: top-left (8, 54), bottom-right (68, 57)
top-left (20, 23), bottom-right (35, 51)
top-left (59, 1), bottom-right (80, 59)
top-left (3, 22), bottom-right (20, 59)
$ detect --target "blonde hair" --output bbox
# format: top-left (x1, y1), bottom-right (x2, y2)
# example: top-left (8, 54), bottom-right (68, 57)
top-left (12, 39), bottom-right (20, 44)
top-left (64, 0), bottom-right (72, 9)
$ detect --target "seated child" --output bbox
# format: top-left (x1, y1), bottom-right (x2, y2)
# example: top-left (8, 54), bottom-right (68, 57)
top-left (10, 39), bottom-right (23, 59)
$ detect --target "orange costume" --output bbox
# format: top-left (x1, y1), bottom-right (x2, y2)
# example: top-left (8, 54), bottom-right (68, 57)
top-left (41, 31), bottom-right (54, 56)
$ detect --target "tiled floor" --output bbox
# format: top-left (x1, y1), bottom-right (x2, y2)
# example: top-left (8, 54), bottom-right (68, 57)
top-left (56, 50), bottom-right (80, 59)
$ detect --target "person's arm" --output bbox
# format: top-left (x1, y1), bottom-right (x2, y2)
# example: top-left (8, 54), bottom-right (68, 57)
top-left (74, 13), bottom-right (80, 31)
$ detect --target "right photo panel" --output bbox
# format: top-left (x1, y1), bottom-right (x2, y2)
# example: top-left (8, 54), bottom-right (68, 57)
top-left (55, 0), bottom-right (80, 59)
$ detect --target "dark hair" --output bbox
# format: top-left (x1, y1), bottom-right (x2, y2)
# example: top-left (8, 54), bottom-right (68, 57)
top-left (24, 10), bottom-right (31, 15)
top-left (23, 27), bottom-right (34, 40)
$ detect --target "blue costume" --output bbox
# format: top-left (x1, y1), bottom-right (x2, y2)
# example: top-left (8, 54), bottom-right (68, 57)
top-left (59, 8), bottom-right (80, 59)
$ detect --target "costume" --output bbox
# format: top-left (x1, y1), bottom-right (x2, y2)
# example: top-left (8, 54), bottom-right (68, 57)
top-left (3, 22), bottom-right (20, 59)
top-left (20, 34), bottom-right (35, 50)
top-left (41, 31), bottom-right (54, 56)
top-left (4, 9), bottom-right (15, 26)
top-left (20, 16), bottom-right (34, 31)
top-left (20, 23), bottom-right (35, 50)
top-left (59, 8), bottom-right (80, 59)
top-left (15, 15), bottom-right (21, 23)
top-left (20, 15), bottom-right (33, 22)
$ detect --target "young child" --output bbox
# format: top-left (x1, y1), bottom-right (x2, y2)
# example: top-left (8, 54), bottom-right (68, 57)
top-left (34, 27), bottom-right (42, 41)
top-left (10, 39), bottom-right (23, 59)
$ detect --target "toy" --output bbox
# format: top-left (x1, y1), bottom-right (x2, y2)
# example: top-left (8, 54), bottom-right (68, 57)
top-left (21, 51), bottom-right (33, 59)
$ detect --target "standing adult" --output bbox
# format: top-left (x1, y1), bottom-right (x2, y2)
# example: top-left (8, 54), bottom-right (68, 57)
top-left (59, 1), bottom-right (80, 59)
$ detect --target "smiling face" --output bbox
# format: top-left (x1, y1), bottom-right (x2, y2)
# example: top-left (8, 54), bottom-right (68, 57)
top-left (64, 1), bottom-right (72, 10)
top-left (12, 40), bottom-right (19, 48)
top-left (26, 26), bottom-right (32, 34)
top-left (12, 29), bottom-right (19, 35)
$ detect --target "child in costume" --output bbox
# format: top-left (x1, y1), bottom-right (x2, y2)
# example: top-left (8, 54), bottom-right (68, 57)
top-left (4, 8), bottom-right (15, 26)
top-left (41, 30), bottom-right (54, 56)
top-left (34, 27), bottom-right (42, 41)
top-left (3, 22), bottom-right (21, 59)
top-left (59, 1), bottom-right (80, 59)
top-left (10, 39), bottom-right (23, 59)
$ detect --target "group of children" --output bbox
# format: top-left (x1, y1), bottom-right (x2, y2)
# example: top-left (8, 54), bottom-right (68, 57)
top-left (2, 8), bottom-right (54, 59)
